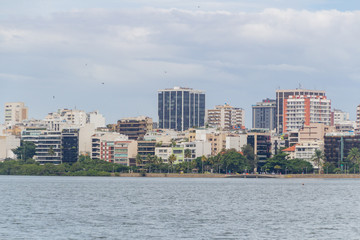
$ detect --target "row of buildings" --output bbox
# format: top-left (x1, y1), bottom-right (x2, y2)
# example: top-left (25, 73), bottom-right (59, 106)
top-left (1, 86), bottom-right (360, 171)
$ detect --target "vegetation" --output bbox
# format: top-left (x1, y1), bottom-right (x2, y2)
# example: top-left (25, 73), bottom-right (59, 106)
top-left (0, 155), bottom-right (129, 176)
top-left (263, 152), bottom-right (313, 174)
top-left (7, 143), bottom-right (358, 176)
top-left (312, 149), bottom-right (324, 174)
top-left (347, 147), bottom-right (360, 173)
top-left (12, 141), bottom-right (36, 160)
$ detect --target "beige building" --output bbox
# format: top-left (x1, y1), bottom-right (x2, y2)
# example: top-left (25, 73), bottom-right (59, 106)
top-left (207, 104), bottom-right (245, 130)
top-left (4, 102), bottom-right (28, 125)
top-left (299, 123), bottom-right (334, 143)
top-left (206, 132), bottom-right (227, 155)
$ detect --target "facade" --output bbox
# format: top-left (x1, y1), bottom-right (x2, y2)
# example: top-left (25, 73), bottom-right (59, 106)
top-left (4, 102), bottom-right (28, 125)
top-left (276, 89), bottom-right (325, 134)
top-left (35, 131), bottom-right (62, 164)
top-left (137, 140), bottom-right (156, 163)
top-left (34, 129), bottom-right (79, 164)
top-left (0, 135), bottom-right (20, 160)
top-left (87, 111), bottom-right (106, 129)
top-left (335, 121), bottom-right (356, 132)
top-left (283, 95), bottom-right (331, 132)
top-left (98, 140), bottom-right (137, 165)
top-left (158, 87), bottom-right (205, 131)
top-left (225, 134), bottom-right (247, 152)
top-left (252, 98), bottom-right (276, 130)
top-left (91, 132), bottom-right (131, 162)
top-left (324, 132), bottom-right (360, 167)
top-left (295, 141), bottom-right (324, 167)
top-left (206, 132), bottom-right (227, 156)
top-left (247, 130), bottom-right (272, 166)
top-left (116, 116), bottom-right (153, 140)
top-left (207, 104), bottom-right (245, 130)
top-left (61, 129), bottom-right (79, 163)
top-left (357, 105), bottom-right (360, 130)
top-left (333, 109), bottom-right (350, 125)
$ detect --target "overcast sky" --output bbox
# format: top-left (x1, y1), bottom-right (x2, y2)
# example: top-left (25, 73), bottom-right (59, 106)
top-left (1, 0), bottom-right (360, 127)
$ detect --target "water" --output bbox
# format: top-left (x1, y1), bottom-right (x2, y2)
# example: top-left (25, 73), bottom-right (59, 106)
top-left (0, 176), bottom-right (359, 240)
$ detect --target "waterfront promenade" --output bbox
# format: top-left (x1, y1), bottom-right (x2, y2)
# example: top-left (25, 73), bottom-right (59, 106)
top-left (114, 173), bottom-right (360, 178)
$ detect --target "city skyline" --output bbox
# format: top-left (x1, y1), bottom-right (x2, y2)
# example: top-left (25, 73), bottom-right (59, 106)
top-left (2, 1), bottom-right (360, 126)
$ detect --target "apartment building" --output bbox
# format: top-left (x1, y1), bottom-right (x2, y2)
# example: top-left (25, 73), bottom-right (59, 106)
top-left (284, 95), bottom-right (331, 132)
top-left (207, 104), bottom-right (245, 130)
top-left (4, 102), bottom-right (28, 125)
top-left (252, 98), bottom-right (276, 130)
top-left (276, 89), bottom-right (325, 134)
top-left (116, 116), bottom-right (153, 140)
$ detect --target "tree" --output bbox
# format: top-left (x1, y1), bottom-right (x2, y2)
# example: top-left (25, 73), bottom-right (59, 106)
top-left (48, 146), bottom-right (56, 157)
top-left (12, 141), bottom-right (36, 160)
top-left (347, 147), bottom-right (360, 174)
top-left (201, 155), bottom-right (207, 174)
top-left (242, 144), bottom-right (257, 172)
top-left (312, 149), bottom-right (324, 174)
top-left (184, 149), bottom-right (192, 173)
top-left (168, 154), bottom-right (177, 173)
top-left (135, 154), bottom-right (143, 168)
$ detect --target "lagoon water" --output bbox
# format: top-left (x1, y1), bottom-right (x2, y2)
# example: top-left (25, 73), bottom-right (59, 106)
top-left (0, 176), bottom-right (360, 240)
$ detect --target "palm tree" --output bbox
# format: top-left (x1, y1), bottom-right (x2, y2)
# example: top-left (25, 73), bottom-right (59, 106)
top-left (201, 155), bottom-right (207, 174)
top-left (347, 147), bottom-right (360, 174)
top-left (48, 146), bottom-right (56, 158)
top-left (312, 149), bottom-right (324, 174)
top-left (135, 154), bottom-right (143, 168)
top-left (184, 149), bottom-right (192, 173)
top-left (168, 154), bottom-right (177, 173)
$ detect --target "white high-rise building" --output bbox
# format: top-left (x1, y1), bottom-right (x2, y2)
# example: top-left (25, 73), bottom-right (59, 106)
top-left (4, 102), bottom-right (28, 125)
top-left (207, 104), bottom-right (245, 130)
top-left (284, 95), bottom-right (331, 132)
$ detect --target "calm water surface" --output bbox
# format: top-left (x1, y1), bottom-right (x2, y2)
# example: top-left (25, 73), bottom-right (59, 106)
top-left (0, 176), bottom-right (359, 240)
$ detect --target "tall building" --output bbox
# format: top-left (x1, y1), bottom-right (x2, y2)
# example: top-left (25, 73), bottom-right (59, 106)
top-left (4, 102), bottom-right (28, 125)
top-left (207, 104), bottom-right (245, 130)
top-left (158, 87), bottom-right (205, 131)
top-left (276, 89), bottom-right (325, 134)
top-left (356, 105), bottom-right (360, 130)
top-left (284, 95), bottom-right (331, 132)
top-left (252, 98), bottom-right (276, 130)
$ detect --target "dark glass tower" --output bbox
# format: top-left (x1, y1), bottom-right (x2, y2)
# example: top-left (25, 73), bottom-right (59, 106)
top-left (158, 87), bottom-right (205, 131)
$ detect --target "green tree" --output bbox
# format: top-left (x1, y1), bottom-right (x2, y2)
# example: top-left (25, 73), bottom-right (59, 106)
top-left (201, 155), bottom-right (207, 174)
top-left (135, 154), bottom-right (143, 168)
top-left (312, 149), bottom-right (324, 174)
top-left (184, 149), bottom-right (192, 173)
top-left (48, 146), bottom-right (56, 157)
top-left (12, 141), bottom-right (36, 160)
top-left (347, 147), bottom-right (360, 173)
top-left (168, 154), bottom-right (177, 173)
top-left (242, 144), bottom-right (257, 171)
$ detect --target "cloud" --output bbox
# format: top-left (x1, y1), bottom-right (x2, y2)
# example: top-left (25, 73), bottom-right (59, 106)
top-left (1, 7), bottom-right (360, 124)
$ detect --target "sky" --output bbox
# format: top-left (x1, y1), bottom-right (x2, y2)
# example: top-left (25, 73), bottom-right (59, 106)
top-left (1, 0), bottom-right (360, 127)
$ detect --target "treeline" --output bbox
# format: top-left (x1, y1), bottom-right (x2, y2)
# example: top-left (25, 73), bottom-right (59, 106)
top-left (0, 156), bottom-right (129, 176)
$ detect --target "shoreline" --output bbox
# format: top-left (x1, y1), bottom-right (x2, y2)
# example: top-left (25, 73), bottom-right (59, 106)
top-left (114, 173), bottom-right (360, 178)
